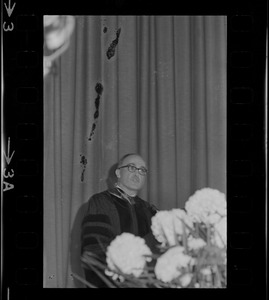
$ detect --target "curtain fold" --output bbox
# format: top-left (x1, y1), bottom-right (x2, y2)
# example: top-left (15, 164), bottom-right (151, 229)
top-left (44, 15), bottom-right (226, 288)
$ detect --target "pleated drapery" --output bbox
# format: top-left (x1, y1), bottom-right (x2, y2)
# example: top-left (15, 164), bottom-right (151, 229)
top-left (44, 15), bottom-right (226, 288)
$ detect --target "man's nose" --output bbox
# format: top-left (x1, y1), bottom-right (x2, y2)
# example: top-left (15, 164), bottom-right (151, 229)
top-left (134, 168), bottom-right (141, 175)
top-left (133, 170), bottom-right (140, 178)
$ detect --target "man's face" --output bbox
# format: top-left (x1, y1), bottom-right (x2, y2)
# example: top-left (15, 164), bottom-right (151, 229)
top-left (116, 155), bottom-right (147, 194)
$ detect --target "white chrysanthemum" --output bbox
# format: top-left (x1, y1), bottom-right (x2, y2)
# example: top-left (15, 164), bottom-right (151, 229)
top-left (151, 209), bottom-right (193, 246)
top-left (154, 246), bottom-right (192, 283)
top-left (213, 216), bottom-right (227, 248)
top-left (185, 188), bottom-right (226, 225)
top-left (151, 211), bottom-right (173, 246)
top-left (106, 233), bottom-right (152, 277)
top-left (200, 267), bottom-right (212, 276)
top-left (179, 273), bottom-right (193, 287)
top-left (105, 269), bottom-right (125, 282)
top-left (172, 209), bottom-right (194, 229)
top-left (187, 236), bottom-right (207, 250)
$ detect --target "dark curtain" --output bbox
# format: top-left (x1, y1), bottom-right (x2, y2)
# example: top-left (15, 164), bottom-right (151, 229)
top-left (44, 15), bottom-right (226, 288)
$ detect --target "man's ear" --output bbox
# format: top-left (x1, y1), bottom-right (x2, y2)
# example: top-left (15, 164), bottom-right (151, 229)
top-left (115, 168), bottom-right (120, 178)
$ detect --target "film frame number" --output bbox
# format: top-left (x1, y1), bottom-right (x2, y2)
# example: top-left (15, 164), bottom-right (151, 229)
top-left (3, 137), bottom-right (15, 192)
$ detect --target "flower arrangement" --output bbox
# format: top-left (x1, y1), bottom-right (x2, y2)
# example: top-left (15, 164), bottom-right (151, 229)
top-left (76, 187), bottom-right (227, 288)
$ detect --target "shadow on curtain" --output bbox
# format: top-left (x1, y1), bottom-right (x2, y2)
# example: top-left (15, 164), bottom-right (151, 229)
top-left (44, 15), bottom-right (226, 287)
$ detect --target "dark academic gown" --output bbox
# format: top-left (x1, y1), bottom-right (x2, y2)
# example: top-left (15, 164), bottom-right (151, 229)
top-left (80, 187), bottom-right (159, 288)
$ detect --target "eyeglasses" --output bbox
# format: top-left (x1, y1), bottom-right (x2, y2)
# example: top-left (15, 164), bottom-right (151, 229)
top-left (118, 164), bottom-right (148, 176)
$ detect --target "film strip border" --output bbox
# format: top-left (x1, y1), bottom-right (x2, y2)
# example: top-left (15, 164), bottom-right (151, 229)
top-left (1, 2), bottom-right (267, 300)
top-left (228, 11), bottom-right (267, 297)
top-left (2, 1), bottom-right (44, 299)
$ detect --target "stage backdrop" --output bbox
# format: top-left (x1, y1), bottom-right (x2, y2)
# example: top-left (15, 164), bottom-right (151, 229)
top-left (44, 15), bottom-right (227, 288)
